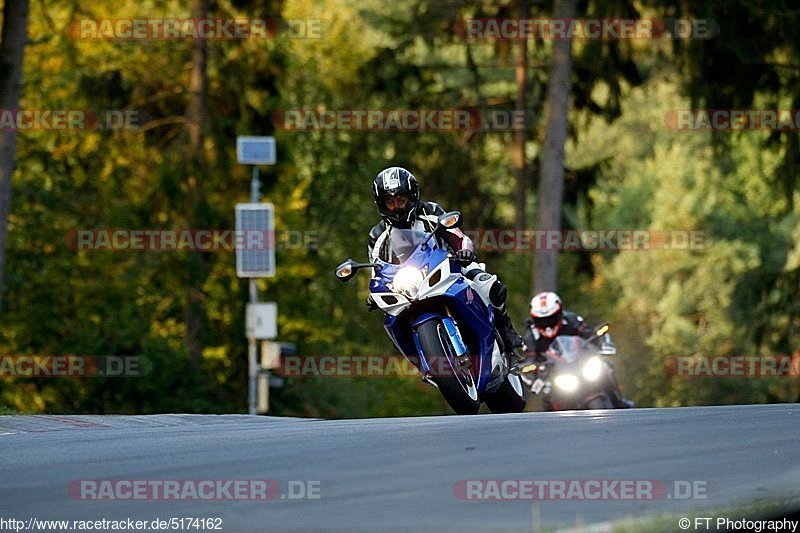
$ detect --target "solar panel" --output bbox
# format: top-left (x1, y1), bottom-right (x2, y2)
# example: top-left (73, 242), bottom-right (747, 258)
top-left (236, 203), bottom-right (275, 277)
top-left (236, 136), bottom-right (276, 165)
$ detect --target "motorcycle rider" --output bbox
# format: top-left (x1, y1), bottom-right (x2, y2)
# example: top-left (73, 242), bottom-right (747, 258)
top-left (524, 291), bottom-right (633, 408)
top-left (367, 166), bottom-right (525, 364)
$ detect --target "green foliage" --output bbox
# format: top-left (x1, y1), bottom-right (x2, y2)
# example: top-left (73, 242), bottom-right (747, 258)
top-left (571, 74), bottom-right (799, 407)
top-left (1, 0), bottom-right (797, 415)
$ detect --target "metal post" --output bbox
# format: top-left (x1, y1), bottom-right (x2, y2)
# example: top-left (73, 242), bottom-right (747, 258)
top-left (248, 165), bottom-right (260, 415)
top-left (237, 137), bottom-right (276, 417)
top-left (251, 165), bottom-right (260, 202)
top-left (248, 334), bottom-right (257, 415)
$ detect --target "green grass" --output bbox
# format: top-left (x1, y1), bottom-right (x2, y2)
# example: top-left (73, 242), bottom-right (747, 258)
top-left (599, 491), bottom-right (800, 533)
top-left (0, 405), bottom-right (20, 415)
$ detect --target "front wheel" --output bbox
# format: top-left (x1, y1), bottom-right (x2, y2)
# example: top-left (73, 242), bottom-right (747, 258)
top-left (586, 395), bottom-right (614, 409)
top-left (416, 319), bottom-right (480, 415)
top-left (484, 374), bottom-right (527, 414)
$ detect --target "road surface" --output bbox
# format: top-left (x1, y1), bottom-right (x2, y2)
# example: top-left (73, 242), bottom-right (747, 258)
top-left (1, 404), bottom-right (799, 531)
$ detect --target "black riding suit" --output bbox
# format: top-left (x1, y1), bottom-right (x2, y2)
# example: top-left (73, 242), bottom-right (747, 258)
top-left (523, 311), bottom-right (630, 408)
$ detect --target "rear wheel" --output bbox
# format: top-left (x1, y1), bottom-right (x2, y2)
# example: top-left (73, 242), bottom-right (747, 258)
top-left (416, 319), bottom-right (480, 415)
top-left (484, 374), bottom-right (527, 414)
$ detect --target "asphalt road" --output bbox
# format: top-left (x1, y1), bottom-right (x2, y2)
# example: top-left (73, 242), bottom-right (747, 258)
top-left (1, 405), bottom-right (799, 532)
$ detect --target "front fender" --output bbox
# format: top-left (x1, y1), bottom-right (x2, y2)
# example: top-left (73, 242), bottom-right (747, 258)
top-left (411, 313), bottom-right (467, 357)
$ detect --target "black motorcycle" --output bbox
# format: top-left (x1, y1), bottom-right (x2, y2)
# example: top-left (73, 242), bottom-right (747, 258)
top-left (517, 325), bottom-right (626, 410)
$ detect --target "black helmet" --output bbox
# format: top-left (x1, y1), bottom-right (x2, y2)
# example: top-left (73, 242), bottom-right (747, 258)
top-left (373, 167), bottom-right (419, 228)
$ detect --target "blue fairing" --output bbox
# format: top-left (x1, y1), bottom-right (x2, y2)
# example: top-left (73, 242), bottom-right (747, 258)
top-left (441, 279), bottom-right (496, 390)
top-left (384, 314), bottom-right (417, 357)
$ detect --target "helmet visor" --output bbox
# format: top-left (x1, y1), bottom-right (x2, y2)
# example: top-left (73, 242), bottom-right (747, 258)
top-left (533, 314), bottom-right (561, 330)
top-left (379, 194), bottom-right (411, 213)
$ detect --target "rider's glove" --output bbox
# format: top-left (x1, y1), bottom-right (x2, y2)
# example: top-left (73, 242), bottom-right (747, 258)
top-left (454, 249), bottom-right (477, 265)
top-left (365, 294), bottom-right (379, 312)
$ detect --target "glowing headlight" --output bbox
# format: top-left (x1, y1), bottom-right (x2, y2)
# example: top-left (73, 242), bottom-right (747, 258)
top-left (582, 356), bottom-right (603, 381)
top-left (391, 267), bottom-right (424, 298)
top-left (554, 374), bottom-right (579, 392)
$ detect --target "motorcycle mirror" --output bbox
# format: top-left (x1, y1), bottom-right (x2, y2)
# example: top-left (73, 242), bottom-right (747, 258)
top-left (600, 345), bottom-right (617, 356)
top-left (334, 259), bottom-right (361, 282)
top-left (439, 211), bottom-right (462, 229)
top-left (420, 211), bottom-right (463, 250)
top-left (594, 323), bottom-right (610, 337)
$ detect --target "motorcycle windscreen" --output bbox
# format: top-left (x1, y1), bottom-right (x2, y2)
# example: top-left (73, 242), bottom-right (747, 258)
top-left (382, 228), bottom-right (442, 264)
top-left (547, 336), bottom-right (582, 363)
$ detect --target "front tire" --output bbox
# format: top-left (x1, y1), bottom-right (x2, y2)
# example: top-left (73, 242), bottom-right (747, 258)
top-left (416, 319), bottom-right (480, 415)
top-left (484, 374), bottom-right (527, 414)
top-left (586, 395), bottom-right (614, 409)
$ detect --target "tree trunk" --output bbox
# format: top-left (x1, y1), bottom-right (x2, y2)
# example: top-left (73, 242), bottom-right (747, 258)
top-left (184, 0), bottom-right (209, 365)
top-left (186, 0), bottom-right (208, 157)
top-left (532, 0), bottom-right (575, 293)
top-left (513, 0), bottom-right (529, 231)
top-left (0, 0), bottom-right (30, 311)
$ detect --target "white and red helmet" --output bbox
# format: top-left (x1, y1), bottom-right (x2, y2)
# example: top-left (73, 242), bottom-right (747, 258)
top-left (529, 291), bottom-right (563, 338)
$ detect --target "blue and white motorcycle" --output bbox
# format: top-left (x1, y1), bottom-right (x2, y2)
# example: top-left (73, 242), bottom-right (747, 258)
top-left (335, 212), bottom-right (526, 415)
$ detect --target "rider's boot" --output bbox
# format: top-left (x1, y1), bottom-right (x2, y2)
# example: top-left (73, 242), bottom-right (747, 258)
top-left (495, 307), bottom-right (525, 367)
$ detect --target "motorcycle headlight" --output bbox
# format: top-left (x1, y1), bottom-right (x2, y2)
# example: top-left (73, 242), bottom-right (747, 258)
top-left (582, 356), bottom-right (603, 381)
top-left (554, 374), bottom-right (579, 392)
top-left (391, 267), bottom-right (425, 299)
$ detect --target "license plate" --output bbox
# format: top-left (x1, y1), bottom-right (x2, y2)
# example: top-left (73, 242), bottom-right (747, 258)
top-left (532, 378), bottom-right (545, 394)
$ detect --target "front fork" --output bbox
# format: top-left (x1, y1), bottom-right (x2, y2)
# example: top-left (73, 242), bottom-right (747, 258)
top-left (412, 315), bottom-right (470, 383)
